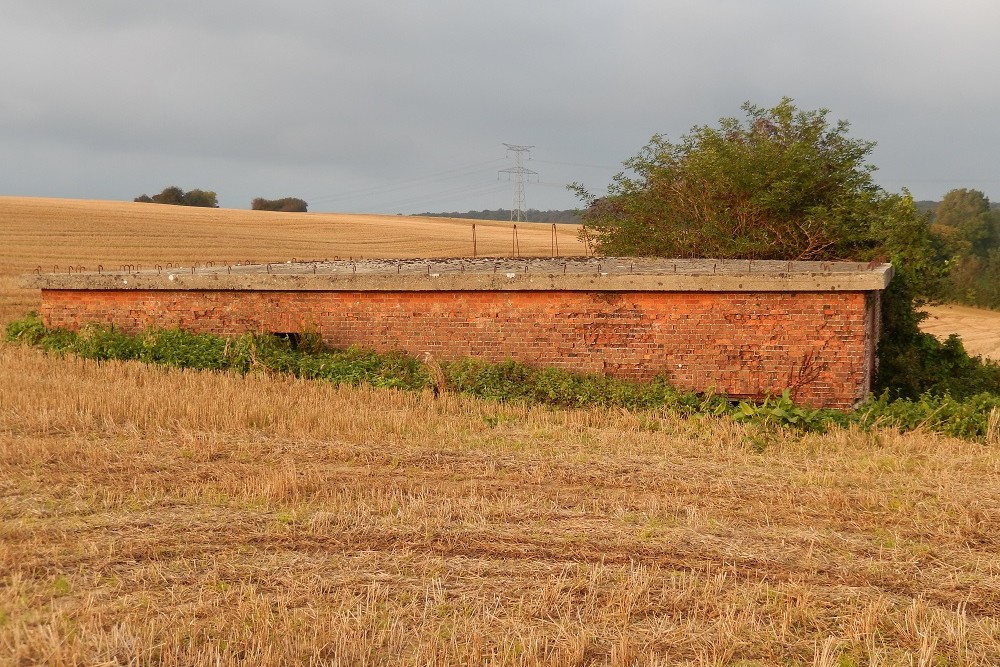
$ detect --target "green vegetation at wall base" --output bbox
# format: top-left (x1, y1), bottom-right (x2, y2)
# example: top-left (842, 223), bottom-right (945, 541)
top-left (5, 314), bottom-right (999, 442)
top-left (855, 391), bottom-right (1000, 441)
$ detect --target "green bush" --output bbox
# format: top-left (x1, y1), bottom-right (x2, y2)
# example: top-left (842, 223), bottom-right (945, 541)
top-left (251, 197), bottom-right (308, 213)
top-left (731, 389), bottom-right (847, 432)
top-left (877, 326), bottom-right (1000, 400)
top-left (444, 359), bottom-right (535, 402)
top-left (134, 186), bottom-right (219, 208)
top-left (5, 312), bottom-right (78, 351)
top-left (6, 314), bottom-right (999, 441)
top-left (856, 391), bottom-right (1000, 441)
top-left (442, 358), bottom-right (717, 411)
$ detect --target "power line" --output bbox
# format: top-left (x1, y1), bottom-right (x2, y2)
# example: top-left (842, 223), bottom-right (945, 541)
top-left (354, 182), bottom-right (511, 215)
top-left (532, 158), bottom-right (619, 170)
top-left (306, 158), bottom-right (506, 205)
top-left (303, 150), bottom-right (622, 214)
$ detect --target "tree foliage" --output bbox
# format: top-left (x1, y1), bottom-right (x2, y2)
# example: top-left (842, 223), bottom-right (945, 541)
top-left (134, 186), bottom-right (218, 208)
top-left (573, 98), bottom-right (919, 262)
top-left (928, 189), bottom-right (1000, 310)
top-left (251, 197), bottom-right (309, 213)
top-left (932, 188), bottom-right (994, 257)
top-left (572, 98), bottom-right (999, 399)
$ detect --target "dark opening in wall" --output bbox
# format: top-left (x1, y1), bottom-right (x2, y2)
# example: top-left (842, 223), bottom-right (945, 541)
top-left (272, 332), bottom-right (302, 349)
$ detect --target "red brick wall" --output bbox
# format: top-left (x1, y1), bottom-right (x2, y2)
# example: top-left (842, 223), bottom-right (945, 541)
top-left (40, 288), bottom-right (877, 408)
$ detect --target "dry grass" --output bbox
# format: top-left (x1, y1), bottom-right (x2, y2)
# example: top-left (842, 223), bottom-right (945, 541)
top-left (3, 196), bottom-right (1000, 664)
top-left (2, 344), bottom-right (999, 665)
top-left (0, 196), bottom-right (586, 324)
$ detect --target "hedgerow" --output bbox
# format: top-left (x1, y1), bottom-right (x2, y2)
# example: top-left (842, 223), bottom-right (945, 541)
top-left (5, 314), bottom-right (999, 442)
top-left (4, 314), bottom-right (430, 391)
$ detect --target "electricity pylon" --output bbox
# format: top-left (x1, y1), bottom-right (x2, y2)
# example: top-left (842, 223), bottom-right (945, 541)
top-left (498, 143), bottom-right (538, 222)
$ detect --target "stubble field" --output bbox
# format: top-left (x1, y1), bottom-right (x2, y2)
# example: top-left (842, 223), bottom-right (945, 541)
top-left (0, 196), bottom-right (586, 325)
top-left (922, 304), bottom-right (1000, 361)
top-left (2, 196), bottom-right (1000, 665)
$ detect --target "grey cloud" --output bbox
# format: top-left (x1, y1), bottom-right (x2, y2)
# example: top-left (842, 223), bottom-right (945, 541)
top-left (2, 0), bottom-right (998, 212)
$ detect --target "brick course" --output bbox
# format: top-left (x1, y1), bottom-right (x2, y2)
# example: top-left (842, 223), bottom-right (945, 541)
top-left (39, 287), bottom-right (877, 409)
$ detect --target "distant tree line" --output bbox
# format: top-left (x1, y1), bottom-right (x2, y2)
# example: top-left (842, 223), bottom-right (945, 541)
top-left (926, 188), bottom-right (1000, 310)
top-left (251, 197), bottom-right (308, 212)
top-left (134, 186), bottom-right (218, 208)
top-left (414, 209), bottom-right (581, 224)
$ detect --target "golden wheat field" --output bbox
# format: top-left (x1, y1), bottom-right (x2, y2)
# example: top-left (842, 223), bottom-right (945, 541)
top-left (3, 196), bottom-right (1000, 665)
top-left (0, 196), bottom-right (587, 325)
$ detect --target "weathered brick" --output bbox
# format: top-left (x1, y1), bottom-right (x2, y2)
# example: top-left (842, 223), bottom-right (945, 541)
top-left (39, 288), bottom-right (880, 409)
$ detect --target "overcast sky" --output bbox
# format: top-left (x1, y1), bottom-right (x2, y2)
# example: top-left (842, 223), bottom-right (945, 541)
top-left (2, 0), bottom-right (997, 214)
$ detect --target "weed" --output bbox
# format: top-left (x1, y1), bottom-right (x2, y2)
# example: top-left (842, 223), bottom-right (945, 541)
top-left (52, 576), bottom-right (71, 597)
top-left (7, 315), bottom-right (1000, 441)
top-left (732, 389), bottom-right (832, 431)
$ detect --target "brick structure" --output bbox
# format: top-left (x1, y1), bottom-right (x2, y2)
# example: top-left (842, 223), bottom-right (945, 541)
top-left (24, 258), bottom-right (893, 409)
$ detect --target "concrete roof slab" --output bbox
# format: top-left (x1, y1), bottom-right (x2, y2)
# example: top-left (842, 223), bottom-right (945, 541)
top-left (21, 257), bottom-right (894, 292)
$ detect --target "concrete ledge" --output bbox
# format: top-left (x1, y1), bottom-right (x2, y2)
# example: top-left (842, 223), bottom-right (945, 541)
top-left (21, 257), bottom-right (894, 292)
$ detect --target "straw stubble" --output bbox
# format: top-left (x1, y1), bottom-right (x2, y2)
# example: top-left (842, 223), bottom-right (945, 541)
top-left (1, 344), bottom-right (999, 665)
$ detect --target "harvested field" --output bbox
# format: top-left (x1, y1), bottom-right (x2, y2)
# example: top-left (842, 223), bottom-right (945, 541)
top-left (0, 196), bottom-right (586, 324)
top-left (2, 344), bottom-right (1000, 665)
top-left (3, 196), bottom-right (1000, 664)
top-left (922, 303), bottom-right (1000, 361)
